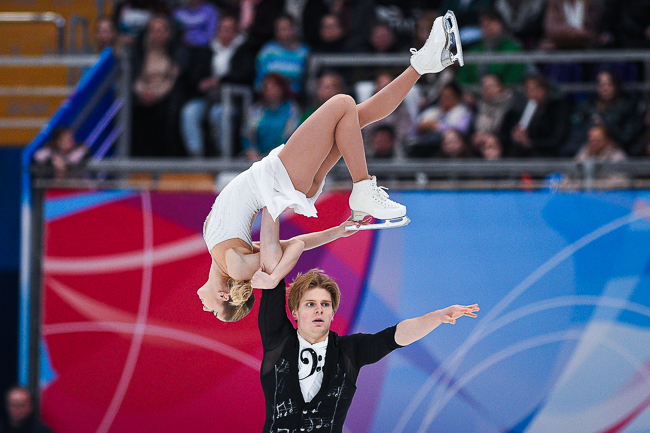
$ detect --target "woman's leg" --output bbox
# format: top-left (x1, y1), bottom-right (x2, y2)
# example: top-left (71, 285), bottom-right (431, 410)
top-left (278, 94), bottom-right (368, 195)
top-left (357, 67), bottom-right (421, 128)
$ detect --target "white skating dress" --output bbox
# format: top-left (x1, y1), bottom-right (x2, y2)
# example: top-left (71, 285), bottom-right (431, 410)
top-left (202, 144), bottom-right (326, 251)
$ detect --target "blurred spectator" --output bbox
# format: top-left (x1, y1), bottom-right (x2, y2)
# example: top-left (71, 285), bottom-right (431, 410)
top-left (312, 14), bottom-right (348, 53)
top-left (409, 81), bottom-right (472, 157)
top-left (456, 9), bottom-right (526, 86)
top-left (331, 0), bottom-right (377, 52)
top-left (438, 128), bottom-right (472, 158)
top-left (599, 2), bottom-right (650, 49)
top-left (470, 73), bottom-right (516, 153)
top-left (180, 15), bottom-right (250, 157)
top-left (131, 14), bottom-right (188, 156)
top-left (478, 132), bottom-right (504, 160)
top-left (574, 125), bottom-right (628, 187)
top-left (300, 70), bottom-right (346, 123)
top-left (173, 0), bottom-right (219, 48)
top-left (33, 127), bottom-right (88, 178)
top-left (493, 0), bottom-right (546, 49)
top-left (113, 0), bottom-right (170, 46)
top-left (367, 125), bottom-right (396, 159)
top-left (500, 74), bottom-right (571, 157)
top-left (438, 0), bottom-right (493, 44)
top-left (241, 73), bottom-right (301, 161)
top-left (240, 0), bottom-right (288, 49)
top-left (95, 17), bottom-right (118, 52)
top-left (575, 125), bottom-right (626, 163)
top-left (540, 0), bottom-right (603, 49)
top-left (1, 386), bottom-right (54, 433)
top-left (361, 72), bottom-right (413, 158)
top-left (366, 21), bottom-right (400, 53)
top-left (354, 22), bottom-right (402, 81)
top-left (255, 14), bottom-right (310, 96)
top-left (564, 70), bottom-right (643, 157)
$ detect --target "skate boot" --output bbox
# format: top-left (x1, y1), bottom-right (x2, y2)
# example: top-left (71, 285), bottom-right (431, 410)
top-left (347, 176), bottom-right (410, 231)
top-left (410, 10), bottom-right (464, 74)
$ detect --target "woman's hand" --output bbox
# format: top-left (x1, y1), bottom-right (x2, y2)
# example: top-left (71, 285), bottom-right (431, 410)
top-left (338, 216), bottom-right (372, 237)
top-left (436, 304), bottom-right (480, 325)
top-left (251, 266), bottom-right (277, 289)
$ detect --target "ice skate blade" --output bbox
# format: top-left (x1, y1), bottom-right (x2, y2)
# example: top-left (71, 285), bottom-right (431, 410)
top-left (443, 10), bottom-right (464, 67)
top-left (345, 216), bottom-right (411, 231)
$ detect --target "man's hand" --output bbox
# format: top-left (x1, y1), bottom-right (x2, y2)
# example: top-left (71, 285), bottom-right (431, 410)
top-left (437, 304), bottom-right (480, 325)
top-left (251, 266), bottom-right (277, 289)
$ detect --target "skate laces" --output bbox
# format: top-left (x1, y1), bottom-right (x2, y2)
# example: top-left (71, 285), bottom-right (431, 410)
top-left (372, 183), bottom-right (399, 207)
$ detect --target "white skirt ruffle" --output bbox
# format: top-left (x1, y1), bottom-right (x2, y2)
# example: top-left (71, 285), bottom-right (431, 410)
top-left (248, 144), bottom-right (326, 221)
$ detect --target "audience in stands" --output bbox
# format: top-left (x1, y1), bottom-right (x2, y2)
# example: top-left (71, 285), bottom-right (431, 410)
top-left (598, 2), bottom-right (650, 49)
top-left (574, 125), bottom-right (629, 187)
top-left (179, 14), bottom-right (250, 157)
top-left (33, 127), bottom-right (88, 178)
top-left (456, 8), bottom-right (526, 86)
top-left (500, 74), bottom-right (571, 157)
top-left (312, 14), bottom-right (348, 54)
top-left (361, 72), bottom-right (413, 159)
top-left (173, 0), bottom-right (219, 49)
top-left (255, 14), bottom-right (310, 96)
top-left (565, 70), bottom-right (644, 157)
top-left (131, 14), bottom-right (188, 156)
top-left (98, 1), bottom-right (650, 165)
top-left (540, 0), bottom-right (603, 50)
top-left (241, 72), bottom-right (301, 161)
top-left (438, 128), bottom-right (472, 158)
top-left (493, 0), bottom-right (546, 49)
top-left (113, 0), bottom-right (170, 46)
top-left (470, 73), bottom-right (516, 155)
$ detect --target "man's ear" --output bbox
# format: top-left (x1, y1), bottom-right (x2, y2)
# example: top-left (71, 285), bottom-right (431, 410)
top-left (291, 310), bottom-right (298, 321)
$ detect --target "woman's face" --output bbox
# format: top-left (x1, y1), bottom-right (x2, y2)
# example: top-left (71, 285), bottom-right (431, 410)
top-left (596, 72), bottom-right (616, 102)
top-left (197, 287), bottom-right (229, 321)
top-left (587, 126), bottom-right (609, 155)
top-left (263, 77), bottom-right (285, 104)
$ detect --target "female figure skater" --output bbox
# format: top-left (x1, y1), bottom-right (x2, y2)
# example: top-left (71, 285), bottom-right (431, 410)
top-left (198, 11), bottom-right (464, 321)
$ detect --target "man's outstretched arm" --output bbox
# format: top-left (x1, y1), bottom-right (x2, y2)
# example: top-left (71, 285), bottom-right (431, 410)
top-left (394, 304), bottom-right (480, 347)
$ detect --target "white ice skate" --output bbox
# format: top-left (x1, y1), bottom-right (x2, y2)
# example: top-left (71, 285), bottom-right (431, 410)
top-left (346, 176), bottom-right (410, 231)
top-left (410, 10), bottom-right (464, 75)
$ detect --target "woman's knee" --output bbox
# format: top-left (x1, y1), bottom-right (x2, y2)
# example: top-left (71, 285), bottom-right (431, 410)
top-left (329, 94), bottom-right (357, 114)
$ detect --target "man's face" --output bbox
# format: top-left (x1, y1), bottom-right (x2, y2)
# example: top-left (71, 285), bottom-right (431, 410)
top-left (292, 288), bottom-right (334, 341)
top-left (7, 389), bottom-right (32, 425)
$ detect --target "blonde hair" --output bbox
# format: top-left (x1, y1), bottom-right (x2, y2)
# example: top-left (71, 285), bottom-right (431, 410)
top-left (287, 269), bottom-right (340, 314)
top-left (221, 279), bottom-right (255, 322)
